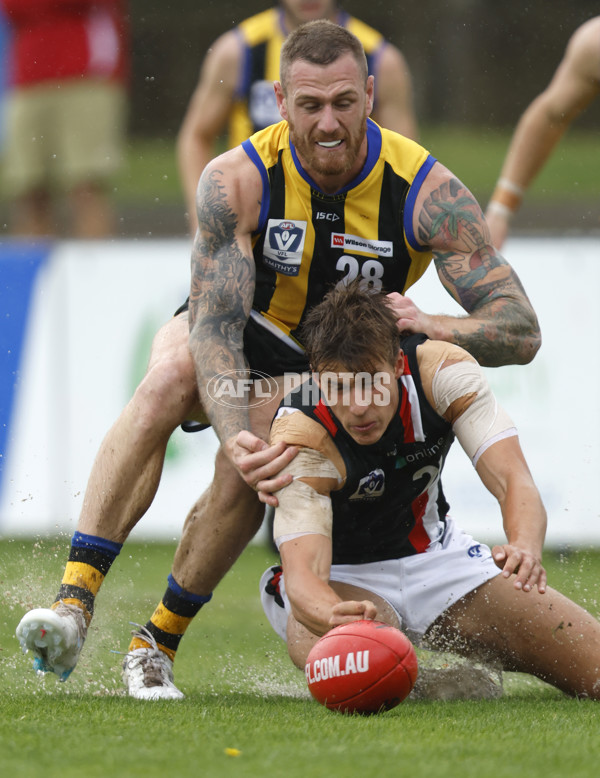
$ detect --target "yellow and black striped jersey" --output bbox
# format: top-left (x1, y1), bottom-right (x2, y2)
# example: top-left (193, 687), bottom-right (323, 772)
top-left (242, 119), bottom-right (436, 350)
top-left (228, 7), bottom-right (388, 148)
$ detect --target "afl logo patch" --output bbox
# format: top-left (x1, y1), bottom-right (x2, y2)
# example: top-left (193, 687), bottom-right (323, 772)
top-left (467, 544), bottom-right (483, 558)
top-left (263, 219), bottom-right (307, 276)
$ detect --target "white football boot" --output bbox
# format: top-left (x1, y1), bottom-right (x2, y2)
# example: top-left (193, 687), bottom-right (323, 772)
top-left (16, 602), bottom-right (88, 681)
top-left (122, 626), bottom-right (184, 700)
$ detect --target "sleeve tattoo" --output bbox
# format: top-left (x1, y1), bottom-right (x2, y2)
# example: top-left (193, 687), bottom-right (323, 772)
top-left (417, 177), bottom-right (540, 366)
top-left (188, 169), bottom-right (256, 441)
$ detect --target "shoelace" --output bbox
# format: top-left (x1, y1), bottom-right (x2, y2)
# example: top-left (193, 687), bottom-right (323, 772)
top-left (53, 600), bottom-right (88, 642)
top-left (127, 622), bottom-right (161, 653)
top-left (123, 623), bottom-right (174, 686)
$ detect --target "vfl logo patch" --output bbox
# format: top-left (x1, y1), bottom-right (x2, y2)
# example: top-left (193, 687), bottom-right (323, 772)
top-left (349, 468), bottom-right (385, 500)
top-left (263, 219), bottom-right (307, 276)
top-left (331, 233), bottom-right (393, 257)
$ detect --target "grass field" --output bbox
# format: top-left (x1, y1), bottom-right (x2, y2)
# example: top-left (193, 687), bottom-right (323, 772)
top-left (2, 538), bottom-right (600, 778)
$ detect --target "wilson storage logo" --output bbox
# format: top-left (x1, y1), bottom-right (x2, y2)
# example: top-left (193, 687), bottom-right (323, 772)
top-left (331, 233), bottom-right (393, 257)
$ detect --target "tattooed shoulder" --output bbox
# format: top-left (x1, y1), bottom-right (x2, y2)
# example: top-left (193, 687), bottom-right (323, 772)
top-left (190, 166), bottom-right (255, 322)
top-left (195, 168), bottom-right (239, 253)
top-left (416, 176), bottom-right (491, 251)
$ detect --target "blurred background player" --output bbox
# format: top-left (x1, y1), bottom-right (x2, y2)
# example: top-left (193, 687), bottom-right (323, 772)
top-left (486, 15), bottom-right (600, 249)
top-left (0, 0), bottom-right (129, 238)
top-left (176, 0), bottom-right (417, 234)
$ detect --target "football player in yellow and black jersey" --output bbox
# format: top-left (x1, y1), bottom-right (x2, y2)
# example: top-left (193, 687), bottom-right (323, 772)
top-left (260, 282), bottom-right (600, 700)
top-left (177, 0), bottom-right (418, 233)
top-left (15, 21), bottom-right (541, 701)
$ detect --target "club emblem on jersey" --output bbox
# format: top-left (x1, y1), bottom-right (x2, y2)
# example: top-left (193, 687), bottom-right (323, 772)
top-left (263, 219), bottom-right (307, 276)
top-left (349, 468), bottom-right (385, 500)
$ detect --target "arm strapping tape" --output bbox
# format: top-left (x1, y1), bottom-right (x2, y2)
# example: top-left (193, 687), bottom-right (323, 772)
top-left (273, 448), bottom-right (339, 543)
top-left (432, 360), bottom-right (517, 466)
top-left (274, 478), bottom-right (334, 543)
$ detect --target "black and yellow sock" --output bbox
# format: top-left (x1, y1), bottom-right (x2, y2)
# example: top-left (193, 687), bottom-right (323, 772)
top-left (129, 574), bottom-right (212, 661)
top-left (52, 531), bottom-right (123, 626)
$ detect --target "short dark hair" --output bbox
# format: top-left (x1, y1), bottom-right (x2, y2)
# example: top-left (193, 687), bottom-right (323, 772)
top-left (280, 20), bottom-right (368, 93)
top-left (301, 282), bottom-right (401, 374)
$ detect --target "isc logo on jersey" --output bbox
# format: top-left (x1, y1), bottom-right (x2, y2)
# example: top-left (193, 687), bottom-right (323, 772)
top-left (263, 219), bottom-right (307, 276)
top-left (349, 468), bottom-right (385, 500)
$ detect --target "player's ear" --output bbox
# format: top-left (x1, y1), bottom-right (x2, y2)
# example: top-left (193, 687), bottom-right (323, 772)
top-left (365, 74), bottom-right (374, 117)
top-left (274, 81), bottom-right (287, 119)
top-left (394, 350), bottom-right (405, 378)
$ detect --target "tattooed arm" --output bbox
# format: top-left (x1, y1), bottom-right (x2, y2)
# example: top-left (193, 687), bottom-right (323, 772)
top-left (388, 162), bottom-right (541, 367)
top-left (188, 148), bottom-right (298, 495)
top-left (188, 149), bottom-right (259, 444)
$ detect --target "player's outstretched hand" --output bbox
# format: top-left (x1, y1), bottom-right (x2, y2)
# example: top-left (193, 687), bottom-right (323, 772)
top-left (226, 430), bottom-right (298, 506)
top-left (492, 543), bottom-right (547, 594)
top-left (385, 292), bottom-right (433, 336)
top-left (329, 600), bottom-right (378, 627)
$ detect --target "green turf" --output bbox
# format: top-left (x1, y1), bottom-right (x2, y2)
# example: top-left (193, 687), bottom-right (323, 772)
top-left (1, 538), bottom-right (600, 777)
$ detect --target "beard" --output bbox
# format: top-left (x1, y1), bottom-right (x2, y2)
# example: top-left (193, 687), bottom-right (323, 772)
top-left (289, 115), bottom-right (368, 179)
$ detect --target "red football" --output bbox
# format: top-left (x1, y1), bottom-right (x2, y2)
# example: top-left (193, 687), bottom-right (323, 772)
top-left (305, 620), bottom-right (418, 714)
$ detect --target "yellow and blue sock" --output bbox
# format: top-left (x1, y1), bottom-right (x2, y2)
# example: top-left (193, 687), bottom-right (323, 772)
top-left (52, 531), bottom-right (122, 626)
top-left (129, 574), bottom-right (212, 661)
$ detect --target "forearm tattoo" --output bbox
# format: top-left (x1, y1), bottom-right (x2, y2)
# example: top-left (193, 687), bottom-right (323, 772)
top-left (189, 169), bottom-right (255, 441)
top-left (417, 177), bottom-right (540, 366)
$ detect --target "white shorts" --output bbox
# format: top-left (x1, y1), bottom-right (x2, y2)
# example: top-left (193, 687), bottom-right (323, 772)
top-left (259, 517), bottom-right (501, 646)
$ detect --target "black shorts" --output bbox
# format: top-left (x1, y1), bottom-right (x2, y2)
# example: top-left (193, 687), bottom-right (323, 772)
top-left (174, 299), bottom-right (310, 376)
top-left (242, 315), bottom-right (310, 376)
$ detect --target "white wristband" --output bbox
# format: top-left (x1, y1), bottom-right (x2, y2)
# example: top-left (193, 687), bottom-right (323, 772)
top-left (498, 178), bottom-right (524, 197)
top-left (487, 201), bottom-right (514, 219)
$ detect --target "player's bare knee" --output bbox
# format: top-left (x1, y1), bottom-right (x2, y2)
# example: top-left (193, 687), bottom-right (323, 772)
top-left (134, 356), bottom-right (199, 426)
top-left (200, 455), bottom-right (264, 530)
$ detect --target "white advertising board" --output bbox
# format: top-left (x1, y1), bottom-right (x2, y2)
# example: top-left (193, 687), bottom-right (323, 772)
top-left (0, 240), bottom-right (220, 541)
